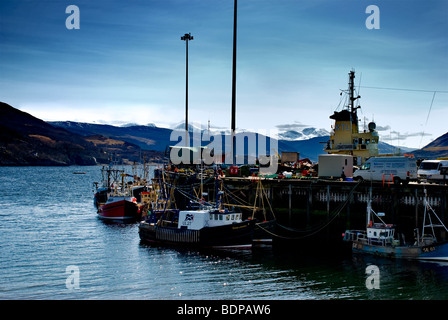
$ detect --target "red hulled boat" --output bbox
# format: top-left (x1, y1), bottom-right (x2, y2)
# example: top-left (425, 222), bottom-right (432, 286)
top-left (97, 196), bottom-right (140, 221)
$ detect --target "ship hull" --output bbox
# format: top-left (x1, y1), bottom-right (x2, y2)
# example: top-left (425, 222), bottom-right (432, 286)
top-left (351, 240), bottom-right (448, 261)
top-left (138, 220), bottom-right (255, 249)
top-left (98, 199), bottom-right (139, 221)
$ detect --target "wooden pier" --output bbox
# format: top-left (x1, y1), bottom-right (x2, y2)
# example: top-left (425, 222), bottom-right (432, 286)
top-left (162, 170), bottom-right (448, 251)
top-left (221, 177), bottom-right (448, 248)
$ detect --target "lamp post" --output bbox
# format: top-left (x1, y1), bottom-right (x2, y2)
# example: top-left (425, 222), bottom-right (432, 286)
top-left (181, 33), bottom-right (193, 145)
top-left (231, 0), bottom-right (237, 165)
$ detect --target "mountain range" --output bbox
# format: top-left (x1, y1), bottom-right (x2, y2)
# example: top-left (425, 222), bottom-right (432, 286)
top-left (50, 120), bottom-right (335, 160)
top-left (50, 120), bottom-right (425, 162)
top-left (0, 102), bottom-right (164, 166)
top-left (1, 101), bottom-right (446, 166)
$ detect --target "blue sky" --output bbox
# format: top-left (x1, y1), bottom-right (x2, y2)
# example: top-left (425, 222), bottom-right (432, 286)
top-left (0, 0), bottom-right (447, 148)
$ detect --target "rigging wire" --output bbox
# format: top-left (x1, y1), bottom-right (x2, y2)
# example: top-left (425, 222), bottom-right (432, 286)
top-left (359, 85), bottom-right (447, 148)
top-left (419, 91), bottom-right (437, 149)
top-left (268, 180), bottom-right (362, 240)
top-left (158, 170), bottom-right (362, 241)
top-left (356, 72), bottom-right (362, 110)
top-left (360, 86), bottom-right (448, 93)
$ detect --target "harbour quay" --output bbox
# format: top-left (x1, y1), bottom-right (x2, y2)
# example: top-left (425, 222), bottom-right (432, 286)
top-left (220, 177), bottom-right (448, 251)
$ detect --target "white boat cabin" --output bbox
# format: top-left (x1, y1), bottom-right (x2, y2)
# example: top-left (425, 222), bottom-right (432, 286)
top-left (106, 195), bottom-right (137, 204)
top-left (178, 209), bottom-right (243, 230)
top-left (367, 223), bottom-right (396, 245)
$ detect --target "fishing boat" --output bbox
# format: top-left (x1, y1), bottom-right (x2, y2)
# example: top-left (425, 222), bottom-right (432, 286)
top-left (93, 164), bottom-right (120, 209)
top-left (139, 167), bottom-right (255, 249)
top-left (139, 206), bottom-right (255, 249)
top-left (343, 189), bottom-right (448, 261)
top-left (98, 195), bottom-right (139, 221)
top-left (97, 181), bottom-right (152, 221)
top-left (94, 161), bottom-right (153, 221)
top-left (95, 168), bottom-right (141, 221)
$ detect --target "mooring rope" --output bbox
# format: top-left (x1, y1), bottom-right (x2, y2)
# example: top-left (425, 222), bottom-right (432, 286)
top-left (161, 172), bottom-right (362, 241)
top-left (258, 180), bottom-right (362, 240)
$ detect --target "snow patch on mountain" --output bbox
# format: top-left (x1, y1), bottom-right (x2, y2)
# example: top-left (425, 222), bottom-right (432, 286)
top-left (277, 127), bottom-right (330, 141)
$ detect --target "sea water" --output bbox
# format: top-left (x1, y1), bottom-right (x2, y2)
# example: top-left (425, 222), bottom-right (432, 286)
top-left (1, 166), bottom-right (448, 300)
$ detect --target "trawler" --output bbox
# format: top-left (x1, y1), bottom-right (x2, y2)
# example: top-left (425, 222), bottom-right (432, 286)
top-left (138, 168), bottom-right (255, 249)
top-left (325, 70), bottom-right (379, 165)
top-left (343, 189), bottom-right (448, 261)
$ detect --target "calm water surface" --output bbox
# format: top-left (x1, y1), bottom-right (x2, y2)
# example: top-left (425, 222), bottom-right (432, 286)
top-left (1, 166), bottom-right (448, 300)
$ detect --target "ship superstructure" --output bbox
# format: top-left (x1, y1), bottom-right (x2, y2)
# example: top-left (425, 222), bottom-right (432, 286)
top-left (325, 70), bottom-right (379, 165)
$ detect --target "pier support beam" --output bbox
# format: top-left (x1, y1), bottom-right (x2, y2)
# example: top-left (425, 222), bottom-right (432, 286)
top-left (415, 188), bottom-right (419, 229)
top-left (306, 188), bottom-right (310, 227)
top-left (442, 188), bottom-right (446, 240)
top-left (346, 199), bottom-right (351, 229)
top-left (288, 184), bottom-right (292, 225)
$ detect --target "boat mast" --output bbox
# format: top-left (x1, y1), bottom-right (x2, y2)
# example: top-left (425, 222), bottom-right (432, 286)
top-left (349, 70), bottom-right (355, 114)
top-left (200, 160), bottom-right (204, 207)
top-left (348, 70), bottom-right (360, 134)
top-left (421, 189), bottom-right (448, 241)
top-left (367, 186), bottom-right (372, 227)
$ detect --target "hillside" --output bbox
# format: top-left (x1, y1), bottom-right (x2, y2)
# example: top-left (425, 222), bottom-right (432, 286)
top-left (0, 102), bottom-right (164, 166)
top-left (50, 121), bottom-right (173, 152)
top-left (0, 102), bottom-right (101, 165)
top-left (411, 132), bottom-right (448, 159)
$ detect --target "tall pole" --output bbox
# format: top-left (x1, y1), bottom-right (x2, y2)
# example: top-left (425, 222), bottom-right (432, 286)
top-left (181, 33), bottom-right (193, 145)
top-left (231, 0), bottom-right (237, 165)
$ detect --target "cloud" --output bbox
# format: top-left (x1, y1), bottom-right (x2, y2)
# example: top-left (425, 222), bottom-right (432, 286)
top-left (375, 125), bottom-right (391, 131)
top-left (381, 131), bottom-right (432, 141)
top-left (275, 122), bottom-right (310, 131)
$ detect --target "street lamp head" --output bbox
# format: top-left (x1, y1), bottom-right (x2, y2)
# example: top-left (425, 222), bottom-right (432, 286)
top-left (181, 33), bottom-right (193, 41)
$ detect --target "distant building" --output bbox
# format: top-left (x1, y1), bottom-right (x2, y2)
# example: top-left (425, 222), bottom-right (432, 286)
top-left (281, 152), bottom-right (299, 164)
